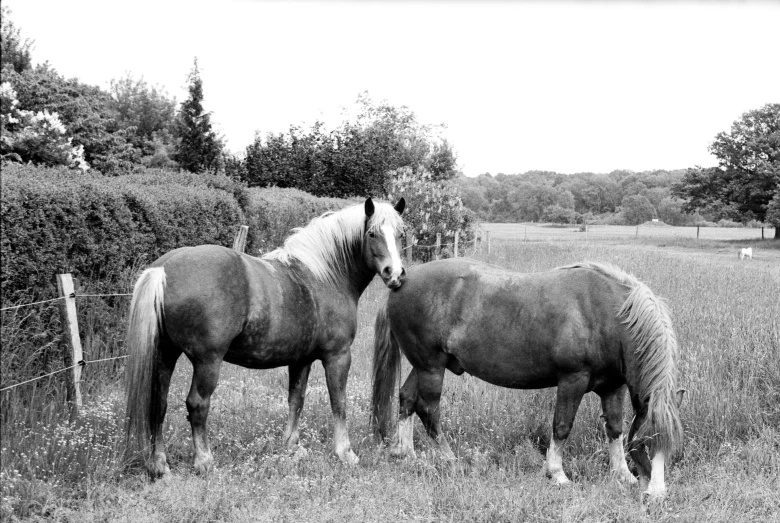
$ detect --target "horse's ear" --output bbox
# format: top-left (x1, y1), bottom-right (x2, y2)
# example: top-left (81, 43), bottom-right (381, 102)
top-left (364, 197), bottom-right (375, 218)
top-left (394, 197), bottom-right (406, 215)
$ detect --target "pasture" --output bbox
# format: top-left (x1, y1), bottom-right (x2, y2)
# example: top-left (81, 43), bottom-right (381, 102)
top-left (1, 232), bottom-right (779, 522)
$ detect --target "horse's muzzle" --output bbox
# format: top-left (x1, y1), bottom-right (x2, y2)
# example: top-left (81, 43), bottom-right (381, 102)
top-left (382, 267), bottom-right (406, 289)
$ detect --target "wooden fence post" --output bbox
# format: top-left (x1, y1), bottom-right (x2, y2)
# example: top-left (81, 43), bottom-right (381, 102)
top-left (697, 226), bottom-right (700, 239)
top-left (454, 230), bottom-right (460, 258)
top-left (233, 225), bottom-right (249, 253)
top-left (56, 273), bottom-right (82, 416)
top-left (435, 233), bottom-right (442, 260)
top-left (406, 230), bottom-right (414, 264)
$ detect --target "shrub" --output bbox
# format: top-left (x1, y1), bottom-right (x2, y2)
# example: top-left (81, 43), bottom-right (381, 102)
top-left (244, 187), bottom-right (356, 255)
top-left (1, 163), bottom-right (245, 302)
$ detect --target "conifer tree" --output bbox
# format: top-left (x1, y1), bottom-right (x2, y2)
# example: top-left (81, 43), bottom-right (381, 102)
top-left (175, 59), bottom-right (222, 173)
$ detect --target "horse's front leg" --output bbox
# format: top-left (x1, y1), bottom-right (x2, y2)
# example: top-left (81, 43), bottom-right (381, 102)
top-left (186, 357), bottom-right (223, 474)
top-left (283, 363), bottom-right (311, 448)
top-left (323, 349), bottom-right (358, 465)
top-left (544, 372), bottom-right (589, 485)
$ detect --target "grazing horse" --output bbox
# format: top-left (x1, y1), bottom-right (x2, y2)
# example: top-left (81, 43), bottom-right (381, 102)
top-left (739, 247), bottom-right (752, 260)
top-left (372, 258), bottom-right (684, 502)
top-left (125, 197), bottom-right (405, 479)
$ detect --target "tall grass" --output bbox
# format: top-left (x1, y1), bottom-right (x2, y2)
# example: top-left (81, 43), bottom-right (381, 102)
top-left (1, 240), bottom-right (778, 521)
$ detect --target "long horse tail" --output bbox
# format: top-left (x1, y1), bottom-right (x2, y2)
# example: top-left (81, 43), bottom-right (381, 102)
top-left (370, 297), bottom-right (401, 441)
top-left (124, 266), bottom-right (166, 458)
top-left (563, 262), bottom-right (684, 457)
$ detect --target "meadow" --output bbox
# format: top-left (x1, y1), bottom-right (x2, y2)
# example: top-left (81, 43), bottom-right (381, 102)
top-left (1, 230), bottom-right (778, 522)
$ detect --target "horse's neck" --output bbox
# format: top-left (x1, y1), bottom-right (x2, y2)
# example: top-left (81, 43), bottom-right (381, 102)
top-left (339, 255), bottom-right (376, 299)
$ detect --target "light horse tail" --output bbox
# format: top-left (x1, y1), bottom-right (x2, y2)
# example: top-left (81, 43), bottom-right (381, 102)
top-left (124, 267), bottom-right (166, 458)
top-left (572, 262), bottom-right (684, 457)
top-left (370, 298), bottom-right (402, 440)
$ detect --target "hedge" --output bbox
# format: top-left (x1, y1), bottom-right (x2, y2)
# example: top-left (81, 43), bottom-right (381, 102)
top-left (0, 164), bottom-right (365, 304)
top-left (1, 163), bottom-right (246, 302)
top-left (244, 187), bottom-right (359, 255)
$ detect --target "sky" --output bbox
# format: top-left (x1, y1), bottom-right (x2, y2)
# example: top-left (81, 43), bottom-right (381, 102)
top-left (5, 0), bottom-right (779, 177)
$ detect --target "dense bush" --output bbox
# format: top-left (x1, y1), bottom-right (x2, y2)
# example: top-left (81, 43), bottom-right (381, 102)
top-left (1, 163), bottom-right (246, 303)
top-left (243, 187), bottom-right (356, 255)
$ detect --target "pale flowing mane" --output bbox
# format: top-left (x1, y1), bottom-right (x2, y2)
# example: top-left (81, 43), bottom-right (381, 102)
top-left (263, 202), bottom-right (404, 285)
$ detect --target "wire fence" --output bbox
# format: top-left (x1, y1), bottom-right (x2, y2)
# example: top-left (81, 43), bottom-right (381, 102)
top-left (481, 223), bottom-right (775, 243)
top-left (0, 290), bottom-right (133, 397)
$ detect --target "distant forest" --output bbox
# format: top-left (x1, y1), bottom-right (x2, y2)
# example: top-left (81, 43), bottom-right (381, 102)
top-left (456, 169), bottom-right (720, 226)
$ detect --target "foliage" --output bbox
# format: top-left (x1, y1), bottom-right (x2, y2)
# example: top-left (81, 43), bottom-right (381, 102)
top-left (2, 64), bottom-right (138, 174)
top-left (175, 59), bottom-right (222, 173)
top-left (619, 194), bottom-right (656, 225)
top-left (674, 103), bottom-right (780, 237)
top-left (0, 81), bottom-right (88, 169)
top-left (244, 187), bottom-right (356, 255)
top-left (0, 163), bottom-right (246, 302)
top-left (456, 169), bottom-right (694, 224)
top-left (242, 93), bottom-right (458, 198)
top-left (765, 186), bottom-right (780, 228)
top-left (109, 73), bottom-right (178, 168)
top-left (387, 167), bottom-right (474, 248)
top-left (0, 6), bottom-right (33, 74)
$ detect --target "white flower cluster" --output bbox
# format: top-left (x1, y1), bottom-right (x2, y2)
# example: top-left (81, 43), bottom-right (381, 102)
top-left (0, 82), bottom-right (89, 171)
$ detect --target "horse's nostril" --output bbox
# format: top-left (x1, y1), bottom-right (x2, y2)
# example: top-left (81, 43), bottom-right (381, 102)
top-left (381, 267), bottom-right (392, 278)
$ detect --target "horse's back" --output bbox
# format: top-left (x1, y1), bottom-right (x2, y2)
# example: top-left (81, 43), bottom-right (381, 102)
top-left (388, 258), bottom-right (629, 389)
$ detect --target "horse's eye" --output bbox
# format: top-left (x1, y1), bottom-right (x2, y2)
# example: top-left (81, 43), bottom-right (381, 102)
top-left (368, 231), bottom-right (375, 238)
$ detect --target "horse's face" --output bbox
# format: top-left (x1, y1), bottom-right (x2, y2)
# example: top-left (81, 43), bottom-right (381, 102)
top-left (364, 198), bottom-right (406, 289)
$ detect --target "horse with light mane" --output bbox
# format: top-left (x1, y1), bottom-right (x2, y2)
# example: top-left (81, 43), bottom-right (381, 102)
top-left (739, 247), bottom-right (752, 260)
top-left (372, 258), bottom-right (684, 503)
top-left (125, 198), bottom-right (405, 479)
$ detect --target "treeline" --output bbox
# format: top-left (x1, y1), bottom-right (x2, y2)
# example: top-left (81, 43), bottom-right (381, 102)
top-left (454, 169), bottom-right (698, 226)
top-left (1, 7), bottom-right (222, 176)
top-left (233, 92), bottom-right (459, 199)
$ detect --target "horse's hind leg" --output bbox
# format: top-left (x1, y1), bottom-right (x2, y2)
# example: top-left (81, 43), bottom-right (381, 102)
top-left (323, 350), bottom-right (358, 465)
top-left (413, 366), bottom-right (454, 459)
top-left (544, 373), bottom-right (589, 485)
top-left (283, 363), bottom-right (311, 448)
top-left (390, 369), bottom-right (419, 458)
top-left (599, 385), bottom-right (636, 484)
top-left (148, 338), bottom-right (181, 479)
top-left (186, 357), bottom-right (224, 474)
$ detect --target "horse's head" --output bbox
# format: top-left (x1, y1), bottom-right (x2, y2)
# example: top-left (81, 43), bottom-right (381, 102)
top-left (363, 197), bottom-right (406, 289)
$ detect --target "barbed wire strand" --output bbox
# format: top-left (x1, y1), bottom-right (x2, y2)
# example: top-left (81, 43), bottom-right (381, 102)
top-left (1, 292), bottom-right (132, 313)
top-left (0, 296), bottom-right (66, 312)
top-left (0, 355), bottom-right (129, 393)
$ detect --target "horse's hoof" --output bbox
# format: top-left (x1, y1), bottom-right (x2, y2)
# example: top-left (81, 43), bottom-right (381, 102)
top-left (148, 452), bottom-right (170, 481)
top-left (389, 445), bottom-right (416, 459)
top-left (611, 470), bottom-right (638, 484)
top-left (338, 449), bottom-right (359, 466)
top-left (641, 487), bottom-right (666, 507)
top-left (193, 453), bottom-right (214, 475)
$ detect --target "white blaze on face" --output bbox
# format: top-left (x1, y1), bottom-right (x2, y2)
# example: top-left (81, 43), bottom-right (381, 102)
top-left (380, 223), bottom-right (403, 281)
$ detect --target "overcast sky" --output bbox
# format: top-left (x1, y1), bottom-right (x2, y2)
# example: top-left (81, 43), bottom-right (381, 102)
top-left (5, 0), bottom-right (779, 176)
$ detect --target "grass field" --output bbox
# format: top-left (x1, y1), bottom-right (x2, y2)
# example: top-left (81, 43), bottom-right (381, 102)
top-left (1, 228), bottom-right (779, 522)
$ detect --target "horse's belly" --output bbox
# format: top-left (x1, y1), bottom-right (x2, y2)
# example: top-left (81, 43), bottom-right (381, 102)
top-left (224, 339), bottom-right (315, 369)
top-left (453, 347), bottom-right (558, 389)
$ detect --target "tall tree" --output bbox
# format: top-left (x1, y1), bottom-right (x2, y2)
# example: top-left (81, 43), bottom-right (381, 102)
top-left (175, 59), bottom-right (222, 173)
top-left (0, 6), bottom-right (33, 74)
top-left (674, 103), bottom-right (780, 237)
